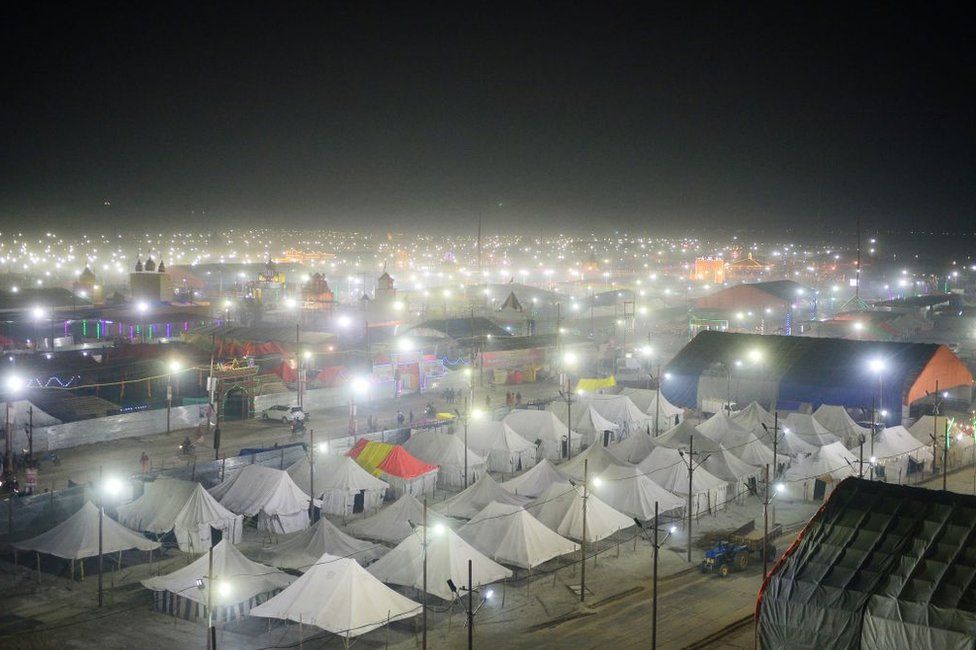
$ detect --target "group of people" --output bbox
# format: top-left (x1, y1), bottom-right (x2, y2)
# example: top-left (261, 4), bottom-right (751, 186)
top-left (441, 387), bottom-right (462, 404)
top-left (505, 391), bottom-right (523, 407)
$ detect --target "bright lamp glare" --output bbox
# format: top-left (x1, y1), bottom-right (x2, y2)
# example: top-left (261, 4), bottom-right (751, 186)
top-left (216, 580), bottom-right (232, 598)
top-left (168, 359), bottom-right (182, 373)
top-left (470, 408), bottom-right (484, 420)
top-left (485, 589), bottom-right (494, 599)
top-left (103, 476), bottom-right (124, 496)
top-left (432, 523), bottom-right (446, 536)
top-left (4, 375), bottom-right (24, 392)
top-left (398, 338), bottom-right (414, 352)
top-left (868, 358), bottom-right (885, 373)
top-left (563, 351), bottom-right (578, 366)
top-left (669, 525), bottom-right (677, 534)
top-left (317, 442), bottom-right (329, 454)
top-left (350, 376), bottom-right (370, 395)
top-left (775, 483), bottom-right (785, 494)
top-left (592, 477), bottom-right (603, 487)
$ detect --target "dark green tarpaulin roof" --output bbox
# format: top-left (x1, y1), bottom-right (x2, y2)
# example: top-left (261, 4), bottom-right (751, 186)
top-left (760, 477), bottom-right (976, 649)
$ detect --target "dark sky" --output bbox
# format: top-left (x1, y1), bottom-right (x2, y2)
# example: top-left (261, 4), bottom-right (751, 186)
top-left (1, 3), bottom-right (972, 234)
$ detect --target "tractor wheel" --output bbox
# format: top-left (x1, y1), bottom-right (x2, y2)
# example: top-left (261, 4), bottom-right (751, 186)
top-left (736, 551), bottom-right (749, 570)
top-left (719, 564), bottom-right (731, 577)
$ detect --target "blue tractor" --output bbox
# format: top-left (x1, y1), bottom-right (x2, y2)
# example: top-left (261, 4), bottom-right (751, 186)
top-left (701, 540), bottom-right (751, 577)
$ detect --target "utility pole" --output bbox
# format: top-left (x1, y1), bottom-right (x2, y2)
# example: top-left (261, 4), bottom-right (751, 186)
top-left (686, 436), bottom-right (693, 562)
top-left (422, 497), bottom-right (428, 650)
top-left (762, 464), bottom-right (770, 579)
top-left (208, 332), bottom-right (216, 435)
top-left (654, 361), bottom-right (661, 435)
top-left (308, 429), bottom-right (315, 518)
top-left (761, 412), bottom-right (781, 526)
top-left (207, 545), bottom-right (216, 650)
top-left (296, 324), bottom-right (302, 409)
top-left (943, 419), bottom-right (949, 491)
top-left (97, 466), bottom-right (104, 607)
top-left (870, 396), bottom-right (876, 480)
top-left (652, 501), bottom-right (660, 649)
top-left (580, 459), bottom-right (589, 603)
top-left (467, 559), bottom-right (474, 650)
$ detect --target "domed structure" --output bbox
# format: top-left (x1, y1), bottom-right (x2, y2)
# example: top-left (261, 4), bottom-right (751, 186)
top-left (157, 258), bottom-right (166, 273)
top-left (144, 256), bottom-right (156, 272)
top-left (134, 257), bottom-right (144, 272)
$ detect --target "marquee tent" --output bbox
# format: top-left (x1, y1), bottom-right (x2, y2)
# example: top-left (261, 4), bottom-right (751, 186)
top-left (118, 477), bottom-right (242, 552)
top-left (783, 413), bottom-right (839, 446)
top-left (583, 394), bottom-right (653, 436)
top-left (14, 501), bottom-right (160, 560)
top-left (257, 516), bottom-right (385, 570)
top-left (209, 465), bottom-right (311, 534)
top-left (638, 447), bottom-right (728, 516)
top-left (813, 404), bottom-right (870, 447)
top-left (464, 419), bottom-right (538, 474)
top-left (700, 447), bottom-right (763, 496)
top-left (286, 454), bottom-right (388, 516)
top-left (434, 474), bottom-right (529, 520)
top-left (653, 419), bottom-right (722, 453)
top-left (697, 412), bottom-right (751, 443)
top-left (697, 414), bottom-right (789, 469)
top-left (608, 431), bottom-right (657, 464)
top-left (142, 540), bottom-right (292, 622)
top-left (782, 442), bottom-right (858, 500)
top-left (778, 426), bottom-right (822, 457)
top-left (459, 502), bottom-right (579, 569)
top-left (562, 403), bottom-right (620, 446)
top-left (347, 440), bottom-right (439, 498)
top-left (345, 493), bottom-right (448, 545)
top-left (527, 483), bottom-right (634, 543)
top-left (731, 402), bottom-right (776, 434)
top-left (870, 425), bottom-right (933, 484)
top-left (503, 409), bottom-right (582, 461)
top-left (403, 430), bottom-right (486, 489)
top-left (620, 387), bottom-right (684, 431)
top-left (368, 525), bottom-right (512, 600)
top-left (559, 443), bottom-right (632, 482)
top-left (250, 553), bottom-right (420, 639)
top-left (591, 463), bottom-right (684, 520)
top-left (499, 459), bottom-right (569, 498)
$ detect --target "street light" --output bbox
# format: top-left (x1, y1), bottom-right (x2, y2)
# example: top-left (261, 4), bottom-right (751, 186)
top-left (98, 469), bottom-right (124, 607)
top-left (167, 359), bottom-right (182, 433)
top-left (136, 301), bottom-right (150, 342)
top-left (349, 376), bottom-right (370, 435)
top-left (868, 358), bottom-right (886, 479)
top-left (447, 558), bottom-right (495, 650)
top-left (633, 502), bottom-right (676, 650)
top-left (3, 374), bottom-right (24, 474)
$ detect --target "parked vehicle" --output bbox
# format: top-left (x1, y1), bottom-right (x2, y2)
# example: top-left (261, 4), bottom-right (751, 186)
top-left (261, 404), bottom-right (309, 424)
top-left (702, 521), bottom-right (782, 577)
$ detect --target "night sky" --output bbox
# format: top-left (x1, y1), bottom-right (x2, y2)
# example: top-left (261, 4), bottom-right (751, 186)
top-left (1, 3), bottom-right (972, 234)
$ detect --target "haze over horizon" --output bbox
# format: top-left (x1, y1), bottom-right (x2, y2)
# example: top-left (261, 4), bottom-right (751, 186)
top-left (2, 4), bottom-right (972, 234)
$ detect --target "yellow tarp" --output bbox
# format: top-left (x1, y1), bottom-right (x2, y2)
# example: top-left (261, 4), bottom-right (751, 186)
top-left (436, 412), bottom-right (455, 421)
top-left (355, 441), bottom-right (395, 477)
top-left (575, 376), bottom-right (616, 393)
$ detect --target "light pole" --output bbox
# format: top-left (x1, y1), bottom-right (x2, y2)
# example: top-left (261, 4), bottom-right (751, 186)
top-left (349, 376), bottom-right (370, 435)
top-left (868, 358), bottom-right (886, 480)
top-left (762, 468), bottom-right (786, 579)
top-left (166, 359), bottom-right (182, 434)
top-left (580, 460), bottom-right (590, 602)
top-left (308, 434), bottom-right (327, 517)
top-left (30, 306), bottom-right (46, 352)
top-left (3, 374), bottom-right (25, 475)
top-left (633, 502), bottom-right (677, 650)
top-left (456, 406), bottom-right (484, 489)
top-left (97, 470), bottom-right (124, 607)
top-left (446, 559), bottom-right (495, 650)
top-left (136, 301), bottom-right (150, 342)
top-left (562, 351), bottom-right (578, 459)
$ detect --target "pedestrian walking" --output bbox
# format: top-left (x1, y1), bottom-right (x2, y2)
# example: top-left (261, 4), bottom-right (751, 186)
top-left (25, 464), bottom-right (38, 495)
top-left (397, 410), bottom-right (405, 426)
top-left (140, 451), bottom-right (150, 474)
top-left (409, 410), bottom-right (415, 423)
top-left (515, 391), bottom-right (522, 406)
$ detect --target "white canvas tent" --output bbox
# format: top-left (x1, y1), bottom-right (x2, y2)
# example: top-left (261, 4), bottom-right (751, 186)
top-left (591, 463), bottom-right (684, 520)
top-left (346, 493), bottom-right (450, 545)
top-left (527, 483), bottom-right (634, 542)
top-left (257, 517), bottom-right (386, 570)
top-left (783, 441), bottom-right (858, 501)
top-left (368, 525), bottom-right (512, 601)
top-left (583, 394), bottom-right (653, 437)
top-left (731, 402), bottom-right (776, 434)
top-left (14, 501), bottom-right (160, 559)
top-left (784, 413), bottom-right (839, 446)
top-left (700, 447), bottom-right (763, 497)
top-left (619, 387), bottom-right (683, 431)
top-left (779, 427), bottom-right (822, 457)
top-left (499, 459), bottom-right (569, 498)
top-left (609, 431), bottom-right (657, 464)
top-left (637, 447), bottom-right (728, 516)
top-left (434, 474), bottom-right (529, 520)
top-left (117, 477), bottom-right (243, 552)
top-left (465, 419), bottom-right (538, 474)
top-left (559, 443), bottom-right (632, 482)
top-left (459, 502), bottom-right (578, 569)
top-left (209, 465), bottom-right (311, 534)
top-left (654, 419), bottom-right (722, 453)
top-left (697, 415), bottom-right (788, 469)
top-left (567, 403), bottom-right (621, 446)
top-left (142, 539), bottom-right (292, 621)
top-left (503, 409), bottom-right (582, 461)
top-left (403, 430), bottom-right (486, 489)
top-left (286, 454), bottom-right (388, 516)
top-left (813, 404), bottom-right (870, 447)
top-left (871, 425), bottom-right (933, 484)
top-left (251, 553), bottom-right (420, 639)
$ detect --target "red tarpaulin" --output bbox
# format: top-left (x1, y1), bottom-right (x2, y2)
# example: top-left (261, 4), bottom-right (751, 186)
top-left (347, 438), bottom-right (369, 459)
top-left (378, 446), bottom-right (439, 480)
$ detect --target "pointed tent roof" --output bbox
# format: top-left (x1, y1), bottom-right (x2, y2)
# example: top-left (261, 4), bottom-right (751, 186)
top-left (499, 291), bottom-right (524, 312)
top-left (701, 447), bottom-right (762, 483)
top-left (118, 478), bottom-right (240, 544)
top-left (874, 426), bottom-right (934, 461)
top-left (209, 464), bottom-right (311, 518)
top-left (348, 440), bottom-right (439, 480)
top-left (637, 446), bottom-right (727, 495)
top-left (402, 430), bottom-right (485, 472)
top-left (143, 539), bottom-right (292, 606)
top-left (251, 553), bottom-right (420, 638)
top-left (559, 443), bottom-right (631, 482)
top-left (459, 502), bottom-right (579, 569)
top-left (14, 501), bottom-right (160, 559)
top-left (465, 420), bottom-right (537, 463)
top-left (779, 427), bottom-right (822, 456)
top-left (368, 526), bottom-right (512, 600)
top-left (500, 459), bottom-right (570, 498)
top-left (287, 454), bottom-right (389, 498)
top-left (609, 431), bottom-right (657, 464)
top-left (591, 463), bottom-right (684, 520)
top-left (784, 413), bottom-right (839, 446)
top-left (527, 483), bottom-right (634, 543)
top-left (698, 412), bottom-right (752, 442)
top-left (620, 388), bottom-right (683, 418)
top-left (574, 405), bottom-right (620, 435)
top-left (784, 442), bottom-right (858, 483)
top-left (654, 419), bottom-right (722, 453)
top-left (346, 493), bottom-right (449, 545)
top-left (434, 474), bottom-right (529, 520)
top-left (584, 394), bottom-right (652, 429)
top-left (503, 409), bottom-right (583, 445)
top-left (907, 415), bottom-right (953, 445)
top-left (813, 405), bottom-right (870, 446)
top-left (731, 402), bottom-right (777, 433)
top-left (257, 517), bottom-right (386, 570)
top-left (697, 412), bottom-right (789, 466)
